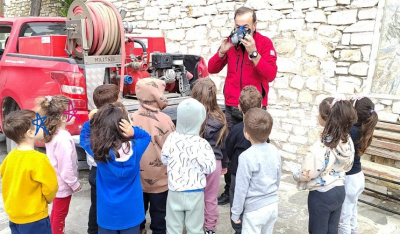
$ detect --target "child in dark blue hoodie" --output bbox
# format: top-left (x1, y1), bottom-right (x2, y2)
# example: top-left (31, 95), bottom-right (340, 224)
top-left (86, 102), bottom-right (151, 233)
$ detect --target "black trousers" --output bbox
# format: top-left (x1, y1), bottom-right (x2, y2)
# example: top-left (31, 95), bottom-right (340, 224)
top-left (308, 186), bottom-right (345, 234)
top-left (140, 191), bottom-right (168, 234)
top-left (223, 106), bottom-right (242, 194)
top-left (88, 166), bottom-right (98, 234)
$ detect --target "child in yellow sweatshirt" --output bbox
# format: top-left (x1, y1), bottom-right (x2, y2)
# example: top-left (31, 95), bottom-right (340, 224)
top-left (0, 110), bottom-right (58, 234)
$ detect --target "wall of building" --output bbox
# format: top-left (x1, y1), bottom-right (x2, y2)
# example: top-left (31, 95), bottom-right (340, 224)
top-left (5, 0), bottom-right (61, 17)
top-left (5, 0), bottom-right (400, 173)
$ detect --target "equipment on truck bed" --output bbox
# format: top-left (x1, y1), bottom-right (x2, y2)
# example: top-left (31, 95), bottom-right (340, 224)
top-left (64, 0), bottom-right (208, 110)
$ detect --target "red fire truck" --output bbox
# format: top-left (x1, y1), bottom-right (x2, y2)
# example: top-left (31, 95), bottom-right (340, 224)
top-left (0, 1), bottom-right (209, 167)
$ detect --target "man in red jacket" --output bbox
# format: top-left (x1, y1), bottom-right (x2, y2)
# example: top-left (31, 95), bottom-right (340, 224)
top-left (208, 6), bottom-right (277, 206)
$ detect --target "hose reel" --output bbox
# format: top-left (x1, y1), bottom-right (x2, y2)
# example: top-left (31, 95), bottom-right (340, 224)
top-left (66, 0), bottom-right (126, 93)
top-left (66, 0), bottom-right (123, 58)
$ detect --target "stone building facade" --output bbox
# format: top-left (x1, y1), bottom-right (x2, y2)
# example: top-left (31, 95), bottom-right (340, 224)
top-left (5, 0), bottom-right (400, 175)
top-left (5, 0), bottom-right (61, 17)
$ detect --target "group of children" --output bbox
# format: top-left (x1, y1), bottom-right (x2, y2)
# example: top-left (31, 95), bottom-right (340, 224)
top-left (0, 75), bottom-right (377, 234)
top-left (293, 96), bottom-right (378, 234)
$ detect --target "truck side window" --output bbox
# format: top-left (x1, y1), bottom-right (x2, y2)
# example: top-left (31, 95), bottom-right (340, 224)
top-left (17, 22), bottom-right (66, 52)
top-left (0, 26), bottom-right (11, 60)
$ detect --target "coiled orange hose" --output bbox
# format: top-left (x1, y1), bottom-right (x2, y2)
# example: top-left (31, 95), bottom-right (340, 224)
top-left (72, 0), bottom-right (126, 93)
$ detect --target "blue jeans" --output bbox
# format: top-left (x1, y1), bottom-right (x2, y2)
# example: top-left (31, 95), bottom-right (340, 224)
top-left (10, 217), bottom-right (51, 234)
top-left (99, 225), bottom-right (140, 234)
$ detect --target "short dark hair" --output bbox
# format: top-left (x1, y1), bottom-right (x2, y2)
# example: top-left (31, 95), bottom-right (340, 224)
top-left (234, 6), bottom-right (257, 23)
top-left (3, 110), bottom-right (36, 144)
top-left (244, 108), bottom-right (273, 143)
top-left (239, 85), bottom-right (262, 114)
top-left (93, 84), bottom-right (120, 109)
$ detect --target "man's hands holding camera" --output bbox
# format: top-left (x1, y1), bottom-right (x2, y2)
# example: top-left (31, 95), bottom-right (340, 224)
top-left (240, 34), bottom-right (257, 57)
top-left (218, 38), bottom-right (234, 59)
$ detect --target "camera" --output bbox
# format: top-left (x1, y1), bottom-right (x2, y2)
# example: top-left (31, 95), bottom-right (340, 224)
top-left (230, 26), bottom-right (250, 44)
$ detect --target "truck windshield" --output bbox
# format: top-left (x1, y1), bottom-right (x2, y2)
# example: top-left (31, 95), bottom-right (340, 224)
top-left (19, 22), bottom-right (66, 37)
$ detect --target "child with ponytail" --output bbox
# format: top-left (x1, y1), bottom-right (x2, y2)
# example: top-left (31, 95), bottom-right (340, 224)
top-left (293, 98), bottom-right (357, 234)
top-left (339, 97), bottom-right (378, 234)
top-left (38, 95), bottom-right (81, 234)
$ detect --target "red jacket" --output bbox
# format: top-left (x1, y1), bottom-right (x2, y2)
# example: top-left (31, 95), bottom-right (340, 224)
top-left (208, 32), bottom-right (277, 107)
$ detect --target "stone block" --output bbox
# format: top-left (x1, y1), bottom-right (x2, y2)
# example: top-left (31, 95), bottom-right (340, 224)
top-left (306, 76), bottom-right (323, 91)
top-left (181, 18), bottom-right (196, 28)
top-left (380, 100), bottom-right (392, 106)
top-left (169, 6), bottom-right (181, 19)
top-left (283, 143), bottom-right (298, 154)
top-left (166, 42), bottom-right (180, 53)
top-left (247, 0), bottom-right (270, 10)
top-left (376, 111), bottom-right (399, 122)
top-left (336, 67), bottom-right (349, 75)
top-left (294, 126), bottom-right (308, 136)
top-left (336, 0), bottom-right (350, 4)
top-left (305, 10), bottom-right (327, 23)
top-left (351, 32), bottom-right (374, 45)
top-left (340, 50), bottom-right (361, 61)
top-left (279, 19), bottom-right (305, 31)
top-left (289, 109), bottom-right (306, 119)
top-left (282, 160), bottom-right (301, 173)
top-left (195, 16), bottom-right (210, 26)
top-left (272, 3), bottom-right (294, 10)
top-left (278, 90), bottom-right (299, 100)
top-left (317, 25), bottom-right (341, 41)
top-left (275, 38), bottom-right (297, 54)
top-left (290, 75), bottom-right (305, 90)
top-left (327, 10), bottom-right (357, 25)
top-left (204, 5), bottom-right (218, 15)
top-left (342, 33), bottom-right (351, 45)
top-left (159, 21), bottom-right (175, 30)
top-left (293, 0), bottom-right (318, 10)
top-left (320, 61), bottom-right (336, 77)
top-left (209, 29), bottom-right (220, 39)
top-left (277, 57), bottom-right (302, 74)
top-left (257, 10), bottom-right (284, 22)
top-left (361, 46), bottom-right (371, 61)
top-left (269, 109), bottom-right (289, 118)
top-left (358, 8), bottom-right (378, 20)
top-left (216, 2), bottom-right (236, 13)
top-left (212, 14), bottom-right (228, 27)
top-left (282, 123), bottom-right (293, 132)
top-left (182, 0), bottom-right (206, 6)
top-left (185, 26), bottom-right (207, 41)
top-left (167, 29), bottom-right (186, 41)
top-left (288, 135), bottom-right (308, 144)
top-left (351, 0), bottom-right (379, 8)
top-left (190, 7), bottom-right (206, 17)
top-left (303, 62), bottom-right (322, 76)
top-left (344, 20), bottom-right (375, 33)
top-left (268, 88), bottom-right (278, 100)
top-left (393, 102), bottom-right (400, 114)
top-left (144, 7), bottom-right (160, 20)
top-left (318, 1), bottom-right (336, 8)
top-left (298, 91), bottom-right (313, 103)
top-left (293, 30), bottom-right (315, 43)
top-left (337, 62), bottom-right (351, 66)
top-left (270, 130), bottom-right (290, 141)
top-left (306, 40), bottom-right (329, 58)
top-left (349, 62), bottom-right (369, 76)
top-left (280, 150), bottom-right (297, 160)
top-left (375, 104), bottom-right (384, 111)
top-left (274, 77), bottom-right (289, 89)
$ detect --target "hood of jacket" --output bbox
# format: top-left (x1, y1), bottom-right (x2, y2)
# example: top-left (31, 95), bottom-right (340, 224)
top-left (105, 142), bottom-right (136, 178)
top-left (176, 98), bottom-right (206, 135)
top-left (204, 114), bottom-right (224, 139)
top-left (135, 78), bottom-right (168, 111)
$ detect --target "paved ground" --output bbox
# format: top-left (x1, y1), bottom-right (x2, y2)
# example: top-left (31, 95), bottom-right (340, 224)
top-left (0, 141), bottom-right (399, 234)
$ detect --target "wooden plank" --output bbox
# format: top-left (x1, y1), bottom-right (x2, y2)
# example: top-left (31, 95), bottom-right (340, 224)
top-left (361, 160), bottom-right (400, 182)
top-left (370, 139), bottom-right (400, 152)
top-left (373, 130), bottom-right (400, 142)
top-left (376, 121), bottom-right (400, 133)
top-left (365, 146), bottom-right (400, 161)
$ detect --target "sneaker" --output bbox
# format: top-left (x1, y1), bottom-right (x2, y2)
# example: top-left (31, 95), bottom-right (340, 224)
top-left (217, 192), bottom-right (229, 205)
top-left (205, 230), bottom-right (215, 234)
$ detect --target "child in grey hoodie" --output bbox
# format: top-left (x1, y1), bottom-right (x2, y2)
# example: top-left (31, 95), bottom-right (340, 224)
top-left (231, 108), bottom-right (281, 234)
top-left (162, 98), bottom-right (216, 234)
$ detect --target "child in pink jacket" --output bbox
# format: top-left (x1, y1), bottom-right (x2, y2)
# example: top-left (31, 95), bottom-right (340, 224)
top-left (38, 95), bottom-right (81, 234)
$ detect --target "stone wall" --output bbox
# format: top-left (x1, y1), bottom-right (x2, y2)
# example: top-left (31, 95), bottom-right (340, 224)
top-left (5, 0), bottom-right (61, 17)
top-left (5, 0), bottom-right (400, 173)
